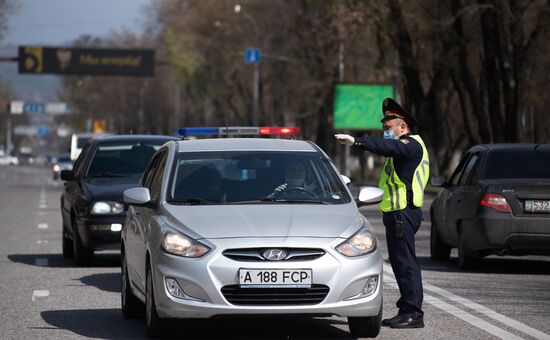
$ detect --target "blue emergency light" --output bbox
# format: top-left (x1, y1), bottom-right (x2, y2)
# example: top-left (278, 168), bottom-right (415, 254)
top-left (177, 126), bottom-right (300, 137)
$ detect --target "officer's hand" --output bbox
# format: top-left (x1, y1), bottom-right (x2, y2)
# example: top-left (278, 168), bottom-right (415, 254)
top-left (334, 134), bottom-right (355, 145)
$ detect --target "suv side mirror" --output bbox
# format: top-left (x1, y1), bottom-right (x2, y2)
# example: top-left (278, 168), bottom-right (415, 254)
top-left (356, 186), bottom-right (384, 207)
top-left (430, 176), bottom-right (446, 187)
top-left (60, 170), bottom-right (75, 181)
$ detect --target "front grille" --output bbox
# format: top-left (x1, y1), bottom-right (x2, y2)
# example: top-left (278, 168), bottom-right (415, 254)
top-left (221, 284), bottom-right (329, 306)
top-left (222, 248), bottom-right (325, 261)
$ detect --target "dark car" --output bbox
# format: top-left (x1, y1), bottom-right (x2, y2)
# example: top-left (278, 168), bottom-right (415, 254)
top-left (430, 144), bottom-right (550, 269)
top-left (60, 134), bottom-right (179, 266)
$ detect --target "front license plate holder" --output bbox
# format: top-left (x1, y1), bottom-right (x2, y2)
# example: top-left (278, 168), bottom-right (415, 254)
top-left (239, 268), bottom-right (312, 288)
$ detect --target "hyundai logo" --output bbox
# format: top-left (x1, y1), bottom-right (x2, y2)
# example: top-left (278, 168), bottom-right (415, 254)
top-left (262, 249), bottom-right (288, 261)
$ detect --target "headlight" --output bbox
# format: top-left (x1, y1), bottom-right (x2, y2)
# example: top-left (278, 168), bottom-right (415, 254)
top-left (90, 201), bottom-right (124, 214)
top-left (162, 232), bottom-right (210, 258)
top-left (52, 164), bottom-right (61, 172)
top-left (336, 223), bottom-right (376, 257)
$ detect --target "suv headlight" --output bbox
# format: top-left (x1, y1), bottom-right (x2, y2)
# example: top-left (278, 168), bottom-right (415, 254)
top-left (90, 201), bottom-right (124, 214)
top-left (336, 223), bottom-right (377, 257)
top-left (162, 232), bottom-right (210, 258)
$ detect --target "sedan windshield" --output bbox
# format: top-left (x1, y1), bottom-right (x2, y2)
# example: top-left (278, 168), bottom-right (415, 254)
top-left (168, 151), bottom-right (351, 205)
top-left (85, 142), bottom-right (162, 178)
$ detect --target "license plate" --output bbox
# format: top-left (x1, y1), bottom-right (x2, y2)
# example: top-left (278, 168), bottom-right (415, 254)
top-left (524, 200), bottom-right (550, 213)
top-left (239, 269), bottom-right (312, 288)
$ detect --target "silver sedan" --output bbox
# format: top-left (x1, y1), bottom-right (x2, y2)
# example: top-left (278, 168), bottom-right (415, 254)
top-left (121, 138), bottom-right (384, 338)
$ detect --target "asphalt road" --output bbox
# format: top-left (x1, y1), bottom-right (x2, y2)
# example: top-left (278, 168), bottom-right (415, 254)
top-left (1, 165), bottom-right (549, 339)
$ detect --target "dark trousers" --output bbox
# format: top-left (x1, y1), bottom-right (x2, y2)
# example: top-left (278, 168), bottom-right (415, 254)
top-left (383, 206), bottom-right (424, 318)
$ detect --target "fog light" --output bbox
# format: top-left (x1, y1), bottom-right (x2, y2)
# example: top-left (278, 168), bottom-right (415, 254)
top-left (345, 275), bottom-right (379, 301)
top-left (165, 277), bottom-right (204, 302)
top-left (111, 223), bottom-right (122, 232)
top-left (165, 277), bottom-right (186, 299)
top-left (362, 275), bottom-right (379, 296)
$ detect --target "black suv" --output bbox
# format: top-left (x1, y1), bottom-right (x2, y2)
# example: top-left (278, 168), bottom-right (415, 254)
top-left (60, 134), bottom-right (178, 266)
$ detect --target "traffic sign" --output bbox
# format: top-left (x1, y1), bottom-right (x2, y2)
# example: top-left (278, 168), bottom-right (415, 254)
top-left (23, 102), bottom-right (45, 114)
top-left (245, 48), bottom-right (261, 64)
top-left (18, 46), bottom-right (155, 76)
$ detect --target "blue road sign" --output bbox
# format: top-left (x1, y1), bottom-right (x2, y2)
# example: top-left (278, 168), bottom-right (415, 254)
top-left (245, 48), bottom-right (261, 64)
top-left (23, 101), bottom-right (45, 114)
top-left (37, 127), bottom-right (50, 136)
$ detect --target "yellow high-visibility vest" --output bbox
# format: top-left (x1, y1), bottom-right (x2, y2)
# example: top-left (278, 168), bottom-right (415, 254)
top-left (378, 135), bottom-right (429, 212)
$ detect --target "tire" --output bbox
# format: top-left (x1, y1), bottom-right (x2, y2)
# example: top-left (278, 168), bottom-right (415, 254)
top-left (62, 224), bottom-right (74, 258)
top-left (458, 228), bottom-right (477, 270)
top-left (146, 265), bottom-right (165, 338)
top-left (348, 303), bottom-right (382, 338)
top-left (73, 217), bottom-right (93, 267)
top-left (121, 252), bottom-right (145, 319)
top-left (430, 214), bottom-right (451, 261)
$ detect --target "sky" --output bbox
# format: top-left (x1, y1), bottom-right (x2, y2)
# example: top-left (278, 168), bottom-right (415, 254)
top-left (5, 0), bottom-right (152, 46)
top-left (1, 0), bottom-right (153, 100)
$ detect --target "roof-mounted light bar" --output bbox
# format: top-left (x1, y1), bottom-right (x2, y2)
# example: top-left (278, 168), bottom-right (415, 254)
top-left (177, 126), bottom-right (300, 137)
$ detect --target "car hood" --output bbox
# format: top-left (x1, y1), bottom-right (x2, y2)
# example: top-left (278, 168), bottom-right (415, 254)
top-left (83, 177), bottom-right (140, 201)
top-left (162, 203), bottom-right (364, 239)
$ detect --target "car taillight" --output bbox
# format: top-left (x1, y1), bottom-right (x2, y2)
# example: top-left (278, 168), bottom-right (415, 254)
top-left (480, 193), bottom-right (511, 212)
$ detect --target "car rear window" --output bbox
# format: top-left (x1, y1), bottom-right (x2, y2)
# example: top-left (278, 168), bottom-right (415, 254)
top-left (85, 142), bottom-right (163, 177)
top-left (483, 147), bottom-right (550, 179)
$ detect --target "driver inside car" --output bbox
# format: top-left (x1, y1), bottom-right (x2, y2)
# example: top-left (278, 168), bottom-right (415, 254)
top-left (270, 160), bottom-right (317, 198)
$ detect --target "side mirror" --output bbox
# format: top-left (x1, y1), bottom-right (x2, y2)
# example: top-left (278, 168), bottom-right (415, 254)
top-left (341, 175), bottom-right (351, 185)
top-left (60, 170), bottom-right (75, 181)
top-left (124, 187), bottom-right (154, 208)
top-left (430, 176), bottom-right (446, 187)
top-left (356, 186), bottom-right (384, 207)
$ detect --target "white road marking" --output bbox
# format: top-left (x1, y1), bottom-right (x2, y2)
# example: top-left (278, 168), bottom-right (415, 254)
top-left (34, 258), bottom-right (48, 266)
top-left (36, 240), bottom-right (49, 244)
top-left (38, 223), bottom-right (48, 229)
top-left (384, 273), bottom-right (525, 340)
top-left (32, 290), bottom-right (49, 301)
top-left (425, 283), bottom-right (550, 340)
top-left (39, 204), bottom-right (47, 209)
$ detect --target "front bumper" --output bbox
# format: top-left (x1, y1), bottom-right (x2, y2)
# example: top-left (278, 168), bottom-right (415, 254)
top-left (150, 237), bottom-right (383, 319)
top-left (77, 214), bottom-right (126, 250)
top-left (462, 209), bottom-right (550, 255)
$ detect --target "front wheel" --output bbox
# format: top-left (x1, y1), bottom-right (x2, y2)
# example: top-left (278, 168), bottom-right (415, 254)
top-left (348, 304), bottom-right (382, 338)
top-left (73, 220), bottom-right (93, 266)
top-left (146, 265), bottom-right (165, 338)
top-left (121, 252), bottom-right (144, 319)
top-left (62, 223), bottom-right (74, 258)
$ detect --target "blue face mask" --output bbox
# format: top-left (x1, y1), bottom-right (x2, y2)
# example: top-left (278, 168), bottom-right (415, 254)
top-left (383, 129), bottom-right (399, 140)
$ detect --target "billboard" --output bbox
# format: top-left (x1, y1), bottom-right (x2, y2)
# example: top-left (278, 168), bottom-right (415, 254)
top-left (333, 83), bottom-right (394, 130)
top-left (18, 46), bottom-right (155, 76)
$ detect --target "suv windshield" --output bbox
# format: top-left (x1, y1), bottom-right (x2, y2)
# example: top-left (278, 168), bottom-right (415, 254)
top-left (483, 147), bottom-right (550, 179)
top-left (168, 151), bottom-right (351, 205)
top-left (85, 142), bottom-right (162, 177)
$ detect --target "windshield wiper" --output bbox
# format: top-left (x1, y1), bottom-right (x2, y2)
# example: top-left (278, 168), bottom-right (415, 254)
top-left (168, 198), bottom-right (211, 205)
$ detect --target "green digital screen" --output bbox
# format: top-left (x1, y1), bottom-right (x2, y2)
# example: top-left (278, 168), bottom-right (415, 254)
top-left (333, 84), bottom-right (394, 130)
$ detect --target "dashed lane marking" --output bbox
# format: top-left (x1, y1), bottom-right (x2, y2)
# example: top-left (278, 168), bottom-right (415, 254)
top-left (32, 290), bottom-right (49, 301)
top-left (38, 223), bottom-right (48, 229)
top-left (36, 240), bottom-right (49, 244)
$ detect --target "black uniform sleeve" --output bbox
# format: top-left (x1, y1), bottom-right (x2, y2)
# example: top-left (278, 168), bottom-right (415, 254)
top-left (354, 135), bottom-right (422, 159)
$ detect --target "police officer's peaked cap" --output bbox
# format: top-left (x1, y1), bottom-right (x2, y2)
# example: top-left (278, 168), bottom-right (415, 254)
top-left (381, 98), bottom-right (418, 129)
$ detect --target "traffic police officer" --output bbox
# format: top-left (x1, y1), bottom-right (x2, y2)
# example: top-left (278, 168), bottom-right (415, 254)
top-left (335, 98), bottom-right (429, 329)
